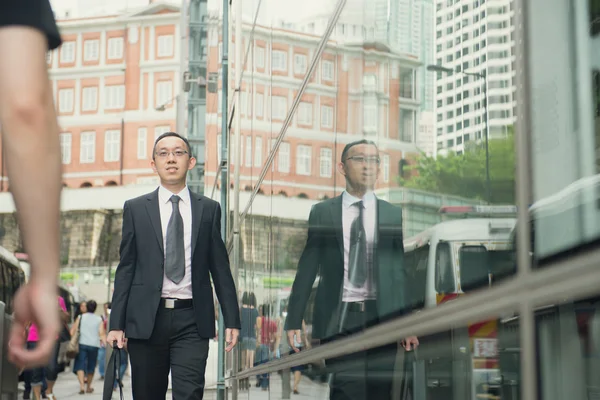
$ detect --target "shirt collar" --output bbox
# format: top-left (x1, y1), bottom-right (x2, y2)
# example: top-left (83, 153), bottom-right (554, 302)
top-left (342, 190), bottom-right (376, 209)
top-left (158, 185), bottom-right (190, 205)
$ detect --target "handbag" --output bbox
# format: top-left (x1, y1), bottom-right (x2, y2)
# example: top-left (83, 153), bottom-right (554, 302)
top-left (65, 315), bottom-right (81, 359)
top-left (103, 342), bottom-right (125, 400)
top-left (56, 323), bottom-right (72, 365)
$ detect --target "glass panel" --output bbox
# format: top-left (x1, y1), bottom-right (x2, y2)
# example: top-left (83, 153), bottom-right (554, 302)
top-left (537, 296), bottom-right (600, 400)
top-left (527, 0), bottom-right (599, 262)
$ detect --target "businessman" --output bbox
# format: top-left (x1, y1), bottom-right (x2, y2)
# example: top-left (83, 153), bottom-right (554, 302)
top-left (285, 139), bottom-right (419, 400)
top-left (107, 132), bottom-right (241, 400)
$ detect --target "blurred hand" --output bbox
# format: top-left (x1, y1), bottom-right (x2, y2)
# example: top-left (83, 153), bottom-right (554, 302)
top-left (287, 330), bottom-right (302, 352)
top-left (225, 328), bottom-right (239, 352)
top-left (401, 336), bottom-right (419, 351)
top-left (8, 282), bottom-right (59, 368)
top-left (106, 330), bottom-right (126, 349)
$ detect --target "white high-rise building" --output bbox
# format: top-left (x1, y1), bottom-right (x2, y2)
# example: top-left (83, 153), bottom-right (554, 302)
top-left (434, 0), bottom-right (517, 156)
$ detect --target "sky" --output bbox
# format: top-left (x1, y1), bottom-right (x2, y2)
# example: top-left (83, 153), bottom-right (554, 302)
top-left (49, 0), bottom-right (336, 24)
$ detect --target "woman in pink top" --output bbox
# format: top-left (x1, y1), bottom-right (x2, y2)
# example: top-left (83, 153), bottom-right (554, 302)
top-left (25, 296), bottom-right (68, 400)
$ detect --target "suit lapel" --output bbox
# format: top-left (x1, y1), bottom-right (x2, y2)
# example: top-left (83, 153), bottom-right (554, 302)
top-left (190, 189), bottom-right (204, 257)
top-left (145, 188), bottom-right (164, 254)
top-left (330, 196), bottom-right (344, 257)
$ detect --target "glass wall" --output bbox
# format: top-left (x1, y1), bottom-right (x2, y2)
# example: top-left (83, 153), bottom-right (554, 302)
top-left (205, 0), bottom-right (600, 398)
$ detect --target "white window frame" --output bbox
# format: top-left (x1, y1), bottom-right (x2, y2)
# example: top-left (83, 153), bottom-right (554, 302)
top-left (320, 148), bottom-right (332, 178)
top-left (294, 54), bottom-right (307, 74)
top-left (255, 93), bottom-right (264, 117)
top-left (296, 145), bottom-right (312, 176)
top-left (59, 133), bottom-right (72, 165)
top-left (157, 35), bottom-right (174, 57)
top-left (80, 132), bottom-right (96, 164)
top-left (154, 126), bottom-right (171, 141)
top-left (107, 37), bottom-right (124, 60)
top-left (58, 88), bottom-right (74, 113)
top-left (81, 86), bottom-right (98, 112)
top-left (322, 60), bottom-right (334, 80)
top-left (278, 142), bottom-right (290, 173)
top-left (104, 130), bottom-right (121, 162)
top-left (245, 136), bottom-right (252, 167)
top-left (272, 96), bottom-right (287, 120)
top-left (254, 137), bottom-right (262, 167)
top-left (60, 42), bottom-right (75, 63)
top-left (272, 50), bottom-right (287, 71)
top-left (256, 47), bottom-right (265, 68)
top-left (156, 81), bottom-right (173, 108)
top-left (297, 102), bottom-right (312, 125)
top-left (83, 39), bottom-right (99, 61)
top-left (321, 105), bottom-right (334, 128)
top-left (137, 128), bottom-right (148, 160)
top-left (383, 154), bottom-right (390, 182)
top-left (104, 85), bottom-right (125, 110)
top-left (363, 98), bottom-right (378, 134)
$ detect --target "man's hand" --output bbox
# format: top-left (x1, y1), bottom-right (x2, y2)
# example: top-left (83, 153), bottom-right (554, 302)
top-left (8, 282), bottom-right (59, 368)
top-left (401, 336), bottom-right (419, 351)
top-left (287, 330), bottom-right (302, 352)
top-left (106, 330), bottom-right (126, 349)
top-left (225, 328), bottom-right (239, 352)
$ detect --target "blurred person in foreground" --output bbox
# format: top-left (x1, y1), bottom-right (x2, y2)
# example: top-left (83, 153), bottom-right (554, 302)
top-left (0, 1), bottom-right (63, 369)
top-left (107, 132), bottom-right (240, 399)
top-left (285, 140), bottom-right (419, 400)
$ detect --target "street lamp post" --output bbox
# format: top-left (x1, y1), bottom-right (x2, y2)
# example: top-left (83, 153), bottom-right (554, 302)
top-left (427, 64), bottom-right (491, 203)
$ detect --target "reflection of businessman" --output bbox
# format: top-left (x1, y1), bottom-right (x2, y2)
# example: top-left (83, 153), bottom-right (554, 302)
top-left (285, 140), bottom-right (418, 400)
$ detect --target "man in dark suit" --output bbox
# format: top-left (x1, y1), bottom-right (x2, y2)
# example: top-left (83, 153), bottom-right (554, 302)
top-left (107, 132), bottom-right (241, 400)
top-left (285, 139), bottom-right (419, 400)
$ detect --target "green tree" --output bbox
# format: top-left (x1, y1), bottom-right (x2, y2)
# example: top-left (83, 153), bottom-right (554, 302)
top-left (400, 130), bottom-right (515, 204)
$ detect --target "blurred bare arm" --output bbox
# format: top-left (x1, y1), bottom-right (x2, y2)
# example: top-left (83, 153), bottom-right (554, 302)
top-left (0, 26), bottom-right (61, 367)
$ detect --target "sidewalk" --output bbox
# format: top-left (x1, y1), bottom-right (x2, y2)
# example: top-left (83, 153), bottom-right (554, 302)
top-left (32, 368), bottom-right (328, 400)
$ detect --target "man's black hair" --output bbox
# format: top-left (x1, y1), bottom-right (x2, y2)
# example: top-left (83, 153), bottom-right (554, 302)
top-left (153, 132), bottom-right (192, 160)
top-left (340, 139), bottom-right (379, 162)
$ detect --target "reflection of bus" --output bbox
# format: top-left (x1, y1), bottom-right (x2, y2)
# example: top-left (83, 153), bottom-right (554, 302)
top-left (403, 206), bottom-right (516, 399)
top-left (0, 247), bottom-right (26, 315)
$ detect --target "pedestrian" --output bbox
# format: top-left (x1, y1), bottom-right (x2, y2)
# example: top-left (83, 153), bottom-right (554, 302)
top-left (70, 300), bottom-right (105, 394)
top-left (107, 132), bottom-right (241, 400)
top-left (1, 0), bottom-right (64, 370)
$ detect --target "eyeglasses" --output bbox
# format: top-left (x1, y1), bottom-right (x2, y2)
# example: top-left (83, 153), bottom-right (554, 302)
top-left (155, 150), bottom-right (189, 158)
top-left (344, 156), bottom-right (380, 165)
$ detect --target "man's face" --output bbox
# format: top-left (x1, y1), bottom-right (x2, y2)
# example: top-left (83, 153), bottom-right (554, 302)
top-left (151, 136), bottom-right (196, 185)
top-left (337, 144), bottom-right (380, 190)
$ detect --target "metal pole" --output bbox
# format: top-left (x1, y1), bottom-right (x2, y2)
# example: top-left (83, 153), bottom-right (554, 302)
top-left (217, 0), bottom-right (229, 397)
top-left (176, 0), bottom-right (188, 135)
top-left (231, 0), bottom-right (243, 398)
top-left (482, 70), bottom-right (491, 204)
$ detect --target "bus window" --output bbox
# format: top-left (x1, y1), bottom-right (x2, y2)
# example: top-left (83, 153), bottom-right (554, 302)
top-left (0, 259), bottom-right (24, 315)
top-left (435, 242), bottom-right (455, 294)
top-left (459, 245), bottom-right (490, 291)
top-left (406, 245), bottom-right (429, 310)
top-left (460, 246), bottom-right (516, 291)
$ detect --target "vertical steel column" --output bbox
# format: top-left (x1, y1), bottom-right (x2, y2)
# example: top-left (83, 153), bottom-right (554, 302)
top-left (216, 0), bottom-right (229, 399)
top-left (187, 0), bottom-right (208, 194)
top-left (513, 0), bottom-right (537, 399)
top-left (176, 0), bottom-right (187, 136)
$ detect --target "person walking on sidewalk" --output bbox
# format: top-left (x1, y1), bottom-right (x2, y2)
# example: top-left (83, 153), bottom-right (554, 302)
top-left (107, 132), bottom-right (241, 400)
top-left (71, 300), bottom-right (105, 394)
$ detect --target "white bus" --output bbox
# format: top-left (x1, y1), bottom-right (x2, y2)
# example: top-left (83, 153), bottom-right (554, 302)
top-left (403, 205), bottom-right (517, 400)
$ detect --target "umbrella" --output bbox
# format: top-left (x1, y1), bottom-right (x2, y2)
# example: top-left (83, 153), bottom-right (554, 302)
top-left (103, 342), bottom-right (125, 400)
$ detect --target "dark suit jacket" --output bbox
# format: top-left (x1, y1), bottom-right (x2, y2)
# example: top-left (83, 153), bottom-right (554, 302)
top-left (285, 195), bottom-right (408, 340)
top-left (109, 188), bottom-right (241, 339)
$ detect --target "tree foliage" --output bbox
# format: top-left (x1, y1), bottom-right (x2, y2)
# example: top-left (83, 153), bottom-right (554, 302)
top-left (400, 129), bottom-right (516, 204)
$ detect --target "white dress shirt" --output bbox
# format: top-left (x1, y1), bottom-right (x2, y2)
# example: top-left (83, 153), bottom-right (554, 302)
top-left (341, 191), bottom-right (377, 302)
top-left (158, 185), bottom-right (193, 299)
